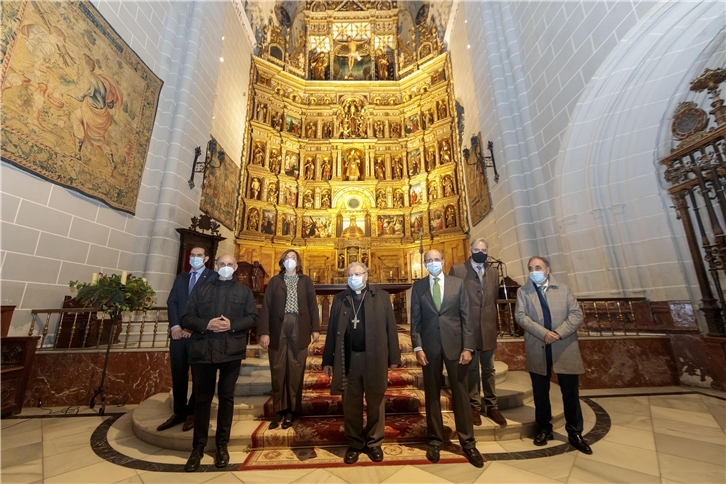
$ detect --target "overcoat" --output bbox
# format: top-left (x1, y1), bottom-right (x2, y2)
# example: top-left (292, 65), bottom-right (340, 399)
top-left (322, 285), bottom-right (401, 395)
top-left (258, 273), bottom-right (320, 351)
top-left (514, 275), bottom-right (585, 376)
top-left (449, 261), bottom-right (499, 351)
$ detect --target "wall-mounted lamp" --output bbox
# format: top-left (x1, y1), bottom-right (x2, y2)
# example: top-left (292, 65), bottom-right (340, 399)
top-left (188, 138), bottom-right (225, 189)
top-left (462, 133), bottom-right (499, 183)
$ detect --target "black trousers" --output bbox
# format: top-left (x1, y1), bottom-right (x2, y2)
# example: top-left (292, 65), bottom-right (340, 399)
top-left (191, 359), bottom-right (241, 448)
top-left (169, 337), bottom-right (195, 417)
top-left (530, 368), bottom-right (583, 436)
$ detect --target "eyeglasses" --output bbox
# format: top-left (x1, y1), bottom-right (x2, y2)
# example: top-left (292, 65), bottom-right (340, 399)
top-left (349, 272), bottom-right (367, 277)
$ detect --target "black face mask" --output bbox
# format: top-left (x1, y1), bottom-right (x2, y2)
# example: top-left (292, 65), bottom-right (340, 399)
top-left (471, 252), bottom-right (488, 264)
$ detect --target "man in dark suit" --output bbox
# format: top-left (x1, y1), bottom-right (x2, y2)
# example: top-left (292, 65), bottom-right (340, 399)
top-left (449, 238), bottom-right (507, 427)
top-left (157, 246), bottom-right (217, 432)
top-left (411, 249), bottom-right (483, 468)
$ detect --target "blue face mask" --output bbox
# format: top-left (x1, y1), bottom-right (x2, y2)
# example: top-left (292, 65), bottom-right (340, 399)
top-left (426, 261), bottom-right (443, 276)
top-left (530, 271), bottom-right (547, 284)
top-left (189, 256), bottom-right (205, 270)
top-left (348, 275), bottom-right (364, 290)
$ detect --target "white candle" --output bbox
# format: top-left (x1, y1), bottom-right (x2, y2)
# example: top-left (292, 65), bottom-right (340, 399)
top-left (91, 273), bottom-right (98, 285)
top-left (120, 271), bottom-right (128, 285)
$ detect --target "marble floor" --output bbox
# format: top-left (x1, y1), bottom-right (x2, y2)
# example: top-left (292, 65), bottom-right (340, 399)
top-left (2, 386), bottom-right (724, 484)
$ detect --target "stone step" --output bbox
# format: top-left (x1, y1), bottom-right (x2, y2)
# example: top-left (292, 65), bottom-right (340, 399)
top-left (132, 370), bottom-right (564, 452)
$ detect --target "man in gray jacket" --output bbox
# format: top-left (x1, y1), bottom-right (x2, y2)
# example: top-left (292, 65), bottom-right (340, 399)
top-left (514, 256), bottom-right (592, 454)
top-left (449, 238), bottom-right (506, 427)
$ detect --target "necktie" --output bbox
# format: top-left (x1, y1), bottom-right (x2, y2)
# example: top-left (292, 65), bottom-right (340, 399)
top-left (477, 265), bottom-right (484, 287)
top-left (188, 271), bottom-right (198, 295)
top-left (433, 277), bottom-right (441, 310)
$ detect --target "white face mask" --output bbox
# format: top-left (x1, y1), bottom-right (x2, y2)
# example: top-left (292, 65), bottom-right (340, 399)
top-left (426, 261), bottom-right (443, 276)
top-left (283, 258), bottom-right (297, 272)
top-left (218, 266), bottom-right (235, 279)
top-left (530, 271), bottom-right (547, 285)
top-left (189, 256), bottom-right (205, 270)
top-left (348, 275), bottom-right (364, 290)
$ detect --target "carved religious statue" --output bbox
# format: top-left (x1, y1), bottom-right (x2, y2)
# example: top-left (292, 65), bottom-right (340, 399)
top-left (322, 121), bottom-right (333, 139)
top-left (321, 190), bottom-right (331, 209)
top-left (256, 102), bottom-right (267, 123)
top-left (429, 182), bottom-right (438, 202)
top-left (426, 145), bottom-right (436, 171)
top-left (334, 35), bottom-right (370, 79)
top-left (443, 175), bottom-right (454, 197)
top-left (271, 111), bottom-right (283, 130)
top-left (306, 121), bottom-right (317, 138)
top-left (439, 139), bottom-right (451, 165)
top-left (338, 253), bottom-right (345, 269)
top-left (321, 156), bottom-right (332, 180)
top-left (374, 120), bottom-right (385, 138)
top-left (303, 191), bottom-right (313, 208)
top-left (375, 48), bottom-right (391, 80)
top-left (250, 177), bottom-right (261, 199)
top-left (391, 122), bottom-right (401, 138)
top-left (392, 156), bottom-right (403, 179)
top-left (269, 149), bottom-right (281, 172)
top-left (345, 149), bottom-right (362, 181)
top-left (304, 157), bottom-right (315, 180)
top-left (374, 157), bottom-right (385, 180)
top-left (339, 98), bottom-right (366, 138)
top-left (445, 206), bottom-right (456, 228)
top-left (253, 142), bottom-right (265, 165)
top-left (247, 209), bottom-right (259, 231)
top-left (376, 189), bottom-right (387, 208)
top-left (437, 100), bottom-right (447, 119)
top-left (393, 190), bottom-right (404, 208)
top-left (310, 51), bottom-right (328, 80)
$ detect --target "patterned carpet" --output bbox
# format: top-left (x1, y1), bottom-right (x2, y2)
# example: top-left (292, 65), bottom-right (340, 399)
top-left (240, 328), bottom-right (468, 470)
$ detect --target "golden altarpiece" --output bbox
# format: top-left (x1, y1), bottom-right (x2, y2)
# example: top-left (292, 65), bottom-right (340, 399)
top-left (235, 1), bottom-right (469, 284)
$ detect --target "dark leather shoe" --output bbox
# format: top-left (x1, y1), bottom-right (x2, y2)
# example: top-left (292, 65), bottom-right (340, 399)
top-left (268, 413), bottom-right (282, 430)
top-left (184, 446), bottom-right (204, 472)
top-left (472, 408), bottom-right (482, 426)
top-left (281, 412), bottom-right (294, 429)
top-left (533, 429), bottom-right (554, 446)
top-left (463, 447), bottom-right (484, 468)
top-left (425, 445), bottom-right (440, 463)
top-left (568, 434), bottom-right (593, 454)
top-left (344, 447), bottom-right (361, 464)
top-left (487, 408), bottom-right (507, 427)
top-left (157, 414), bottom-right (184, 431)
top-left (214, 444), bottom-right (230, 467)
top-left (182, 415), bottom-right (194, 432)
top-left (367, 446), bottom-right (384, 462)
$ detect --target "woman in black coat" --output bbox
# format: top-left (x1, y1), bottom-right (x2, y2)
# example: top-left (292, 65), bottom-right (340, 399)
top-left (258, 249), bottom-right (320, 429)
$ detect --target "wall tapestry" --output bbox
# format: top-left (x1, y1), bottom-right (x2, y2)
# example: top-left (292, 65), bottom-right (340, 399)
top-left (199, 137), bottom-right (239, 231)
top-left (0, 1), bottom-right (162, 214)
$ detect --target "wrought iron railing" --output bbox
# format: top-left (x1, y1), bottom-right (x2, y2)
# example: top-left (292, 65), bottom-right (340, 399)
top-left (28, 307), bottom-right (170, 351)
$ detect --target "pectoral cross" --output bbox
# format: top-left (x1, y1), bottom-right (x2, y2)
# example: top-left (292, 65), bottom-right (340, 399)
top-left (352, 317), bottom-right (359, 330)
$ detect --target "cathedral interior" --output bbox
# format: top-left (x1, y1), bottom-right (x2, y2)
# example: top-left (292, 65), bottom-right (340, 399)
top-left (1, 1), bottom-right (725, 482)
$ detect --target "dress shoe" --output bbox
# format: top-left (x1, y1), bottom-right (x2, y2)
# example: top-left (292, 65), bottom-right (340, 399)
top-left (366, 446), bottom-right (384, 462)
top-left (344, 447), bottom-right (361, 464)
top-left (182, 415), bottom-right (195, 432)
top-left (425, 445), bottom-right (441, 463)
top-left (472, 408), bottom-right (482, 426)
top-left (568, 434), bottom-right (593, 454)
top-left (215, 444), bottom-right (230, 467)
top-left (463, 447), bottom-right (484, 468)
top-left (281, 412), bottom-right (294, 429)
top-left (533, 429), bottom-right (554, 446)
top-left (184, 446), bottom-right (204, 472)
top-left (157, 414), bottom-right (184, 432)
top-left (268, 413), bottom-right (282, 430)
top-left (487, 408), bottom-right (507, 427)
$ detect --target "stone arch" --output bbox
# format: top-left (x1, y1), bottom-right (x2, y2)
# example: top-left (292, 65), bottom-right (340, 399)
top-left (555, 2), bottom-right (724, 306)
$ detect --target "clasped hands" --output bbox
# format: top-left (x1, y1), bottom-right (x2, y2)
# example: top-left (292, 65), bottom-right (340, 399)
top-left (206, 315), bottom-right (231, 332)
top-left (415, 349), bottom-right (472, 366)
top-left (170, 326), bottom-right (191, 340)
top-left (544, 331), bottom-right (561, 344)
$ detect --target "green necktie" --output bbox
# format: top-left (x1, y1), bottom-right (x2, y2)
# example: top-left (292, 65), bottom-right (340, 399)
top-left (433, 277), bottom-right (441, 310)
